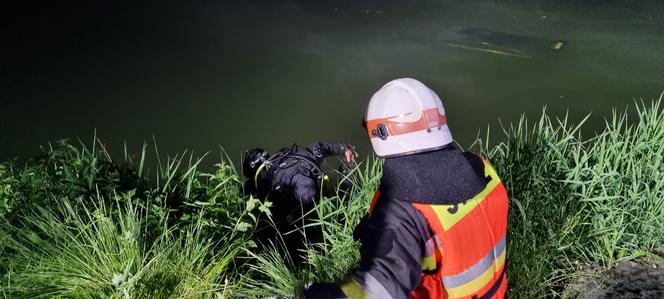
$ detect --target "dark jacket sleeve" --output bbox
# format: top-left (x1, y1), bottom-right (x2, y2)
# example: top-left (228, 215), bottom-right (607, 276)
top-left (304, 194), bottom-right (431, 299)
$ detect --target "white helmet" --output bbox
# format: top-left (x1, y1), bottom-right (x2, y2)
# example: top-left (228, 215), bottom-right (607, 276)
top-left (364, 78), bottom-right (452, 157)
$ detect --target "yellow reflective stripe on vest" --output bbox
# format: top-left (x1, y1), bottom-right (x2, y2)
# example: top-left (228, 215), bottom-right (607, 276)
top-left (340, 278), bottom-right (369, 299)
top-left (421, 255), bottom-right (437, 271)
top-left (342, 272), bottom-right (393, 299)
top-left (430, 160), bottom-right (501, 231)
top-left (443, 234), bottom-right (507, 297)
top-left (421, 235), bottom-right (443, 271)
top-left (421, 237), bottom-right (437, 270)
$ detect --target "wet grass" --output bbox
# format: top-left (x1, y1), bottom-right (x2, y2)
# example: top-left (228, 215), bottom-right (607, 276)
top-left (1, 98), bottom-right (663, 298)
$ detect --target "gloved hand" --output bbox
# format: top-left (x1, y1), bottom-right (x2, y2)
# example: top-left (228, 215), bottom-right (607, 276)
top-left (343, 144), bottom-right (359, 163)
top-left (339, 144), bottom-right (359, 175)
top-left (340, 145), bottom-right (358, 175)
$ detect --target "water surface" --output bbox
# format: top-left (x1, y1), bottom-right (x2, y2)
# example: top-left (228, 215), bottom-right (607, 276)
top-left (2, 0), bottom-right (663, 165)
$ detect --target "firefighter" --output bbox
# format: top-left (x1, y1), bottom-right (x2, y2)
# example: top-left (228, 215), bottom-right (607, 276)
top-left (303, 78), bottom-right (509, 298)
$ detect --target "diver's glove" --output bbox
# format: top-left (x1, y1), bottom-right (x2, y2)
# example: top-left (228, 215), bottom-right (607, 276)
top-left (343, 144), bottom-right (359, 162)
top-left (341, 144), bottom-right (358, 173)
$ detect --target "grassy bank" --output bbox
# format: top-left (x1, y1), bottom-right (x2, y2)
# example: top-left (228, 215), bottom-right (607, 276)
top-left (1, 99), bottom-right (663, 298)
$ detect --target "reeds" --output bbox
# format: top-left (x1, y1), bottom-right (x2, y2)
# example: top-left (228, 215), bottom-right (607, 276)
top-left (1, 195), bottom-right (249, 298)
top-left (0, 141), bottom-right (266, 298)
top-left (473, 99), bottom-right (664, 297)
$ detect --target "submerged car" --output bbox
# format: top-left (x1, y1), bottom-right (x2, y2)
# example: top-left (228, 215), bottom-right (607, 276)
top-left (431, 27), bottom-right (567, 59)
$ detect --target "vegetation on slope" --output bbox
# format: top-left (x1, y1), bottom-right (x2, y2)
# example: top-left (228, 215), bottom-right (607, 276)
top-left (1, 99), bottom-right (662, 298)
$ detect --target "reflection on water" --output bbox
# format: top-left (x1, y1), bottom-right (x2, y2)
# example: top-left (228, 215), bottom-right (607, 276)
top-left (2, 0), bottom-right (664, 165)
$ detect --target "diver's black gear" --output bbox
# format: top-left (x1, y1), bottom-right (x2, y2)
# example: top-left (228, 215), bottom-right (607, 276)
top-left (243, 142), bottom-right (356, 263)
top-left (244, 142), bottom-right (352, 206)
top-left (242, 148), bottom-right (267, 178)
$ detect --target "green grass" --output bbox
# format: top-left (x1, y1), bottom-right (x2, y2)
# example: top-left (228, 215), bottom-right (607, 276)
top-left (1, 97), bottom-right (663, 298)
top-left (473, 99), bottom-right (664, 297)
top-left (1, 194), bottom-right (250, 298)
top-left (0, 139), bottom-right (268, 298)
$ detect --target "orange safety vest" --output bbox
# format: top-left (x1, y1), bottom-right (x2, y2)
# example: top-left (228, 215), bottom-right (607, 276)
top-left (411, 156), bottom-right (508, 299)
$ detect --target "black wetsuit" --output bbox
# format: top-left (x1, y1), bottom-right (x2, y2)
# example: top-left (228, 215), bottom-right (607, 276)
top-left (304, 145), bottom-right (489, 299)
top-left (244, 142), bottom-right (350, 260)
top-left (244, 142), bottom-right (349, 207)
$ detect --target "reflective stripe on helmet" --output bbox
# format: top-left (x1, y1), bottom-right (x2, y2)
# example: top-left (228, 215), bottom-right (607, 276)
top-left (365, 78), bottom-right (453, 157)
top-left (366, 107), bottom-right (447, 139)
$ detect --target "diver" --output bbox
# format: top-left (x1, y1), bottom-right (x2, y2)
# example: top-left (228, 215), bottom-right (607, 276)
top-left (242, 142), bottom-right (358, 261)
top-left (243, 142), bottom-right (358, 207)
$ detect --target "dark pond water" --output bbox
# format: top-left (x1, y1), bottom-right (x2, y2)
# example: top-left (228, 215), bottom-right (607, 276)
top-left (2, 0), bottom-right (664, 166)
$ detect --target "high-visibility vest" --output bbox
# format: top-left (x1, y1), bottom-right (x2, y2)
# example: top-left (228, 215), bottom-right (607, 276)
top-left (411, 156), bottom-right (508, 299)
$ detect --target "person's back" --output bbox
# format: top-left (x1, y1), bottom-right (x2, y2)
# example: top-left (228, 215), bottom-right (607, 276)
top-left (304, 78), bottom-right (508, 298)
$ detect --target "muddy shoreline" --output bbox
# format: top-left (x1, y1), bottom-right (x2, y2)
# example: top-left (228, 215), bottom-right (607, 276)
top-left (567, 247), bottom-right (664, 298)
